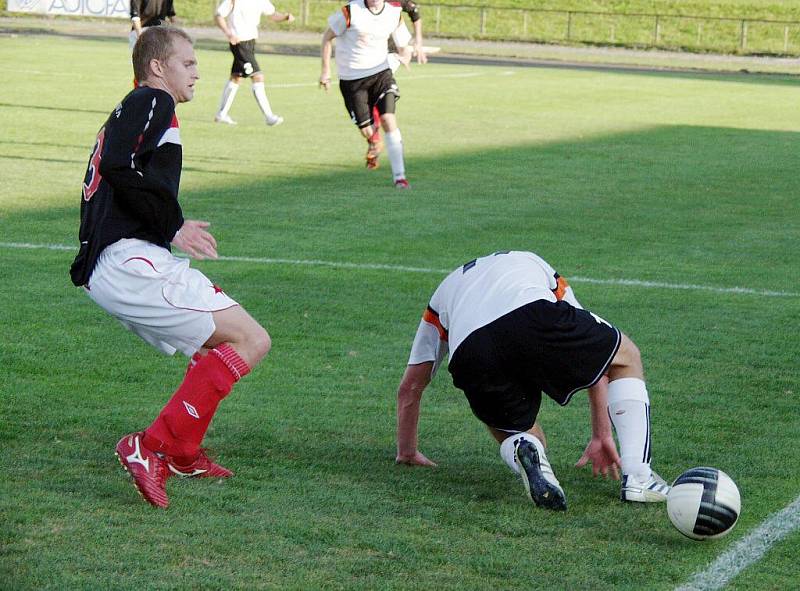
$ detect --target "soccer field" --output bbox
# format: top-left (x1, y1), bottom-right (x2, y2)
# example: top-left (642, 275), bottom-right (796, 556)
top-left (1, 34), bottom-right (799, 590)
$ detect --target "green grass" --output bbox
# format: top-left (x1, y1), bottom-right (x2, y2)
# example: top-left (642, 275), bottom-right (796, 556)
top-left (1, 34), bottom-right (800, 589)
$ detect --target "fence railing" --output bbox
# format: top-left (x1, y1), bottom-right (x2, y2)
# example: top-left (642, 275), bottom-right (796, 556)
top-left (293, 0), bottom-right (800, 56)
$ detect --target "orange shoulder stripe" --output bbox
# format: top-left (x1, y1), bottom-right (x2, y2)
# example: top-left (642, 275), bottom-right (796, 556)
top-left (422, 307), bottom-right (448, 341)
top-left (552, 274), bottom-right (569, 301)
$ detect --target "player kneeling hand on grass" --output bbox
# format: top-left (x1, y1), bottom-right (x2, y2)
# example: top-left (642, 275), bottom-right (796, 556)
top-left (394, 250), bottom-right (671, 511)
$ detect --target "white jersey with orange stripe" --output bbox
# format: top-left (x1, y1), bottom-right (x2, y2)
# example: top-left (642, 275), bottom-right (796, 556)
top-left (328, 0), bottom-right (406, 80)
top-left (407, 251), bottom-right (582, 374)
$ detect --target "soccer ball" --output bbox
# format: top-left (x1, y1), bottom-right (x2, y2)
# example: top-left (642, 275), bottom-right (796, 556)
top-left (666, 467), bottom-right (741, 541)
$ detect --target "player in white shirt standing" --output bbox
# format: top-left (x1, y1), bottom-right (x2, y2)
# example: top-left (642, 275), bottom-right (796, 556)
top-left (395, 250), bottom-right (671, 511)
top-left (214, 0), bottom-right (294, 126)
top-left (320, 0), bottom-right (412, 189)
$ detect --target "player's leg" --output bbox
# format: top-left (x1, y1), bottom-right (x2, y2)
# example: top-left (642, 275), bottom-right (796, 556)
top-left (448, 318), bottom-right (566, 510)
top-left (340, 78), bottom-right (380, 168)
top-left (216, 68), bottom-right (241, 125)
top-left (251, 68), bottom-right (283, 126)
top-left (143, 305), bottom-right (270, 478)
top-left (606, 334), bottom-right (669, 502)
top-left (376, 80), bottom-right (407, 188)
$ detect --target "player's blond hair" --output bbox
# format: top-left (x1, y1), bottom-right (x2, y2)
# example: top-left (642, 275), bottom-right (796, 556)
top-left (132, 26), bottom-right (194, 83)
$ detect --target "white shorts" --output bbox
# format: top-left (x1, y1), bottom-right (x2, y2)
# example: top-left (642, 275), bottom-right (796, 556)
top-left (85, 239), bottom-right (239, 357)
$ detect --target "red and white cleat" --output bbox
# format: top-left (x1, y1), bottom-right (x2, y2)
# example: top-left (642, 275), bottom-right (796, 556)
top-left (115, 432), bottom-right (170, 509)
top-left (166, 449), bottom-right (234, 479)
top-left (394, 178), bottom-right (410, 189)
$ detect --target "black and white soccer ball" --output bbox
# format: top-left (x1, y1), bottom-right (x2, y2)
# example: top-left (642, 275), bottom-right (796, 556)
top-left (667, 467), bottom-right (741, 540)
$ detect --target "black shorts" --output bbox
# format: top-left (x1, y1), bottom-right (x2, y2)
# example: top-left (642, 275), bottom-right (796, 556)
top-left (339, 69), bottom-right (400, 128)
top-left (230, 40), bottom-right (260, 77)
top-left (447, 300), bottom-right (621, 432)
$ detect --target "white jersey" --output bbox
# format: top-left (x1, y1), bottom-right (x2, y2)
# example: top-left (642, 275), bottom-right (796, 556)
top-left (216, 0), bottom-right (276, 42)
top-left (328, 0), bottom-right (406, 80)
top-left (408, 251), bottom-right (582, 373)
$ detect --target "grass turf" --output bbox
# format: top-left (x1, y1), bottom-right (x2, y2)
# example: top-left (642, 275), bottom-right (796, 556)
top-left (1, 34), bottom-right (799, 589)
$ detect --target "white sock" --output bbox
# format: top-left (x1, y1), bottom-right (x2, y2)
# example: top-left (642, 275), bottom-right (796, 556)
top-left (608, 377), bottom-right (651, 481)
top-left (385, 128), bottom-right (406, 181)
top-left (252, 81), bottom-right (274, 119)
top-left (499, 432), bottom-right (546, 475)
top-left (217, 80), bottom-right (239, 117)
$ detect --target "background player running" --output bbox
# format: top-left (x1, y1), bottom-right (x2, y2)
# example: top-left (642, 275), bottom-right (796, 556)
top-left (320, 0), bottom-right (412, 189)
top-left (214, 0), bottom-right (295, 126)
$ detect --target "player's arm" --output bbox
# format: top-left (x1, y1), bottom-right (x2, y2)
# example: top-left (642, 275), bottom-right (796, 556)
top-left (269, 10), bottom-right (295, 23)
top-left (396, 362), bottom-right (436, 467)
top-left (401, 0), bottom-right (426, 63)
top-left (215, 0), bottom-right (239, 45)
top-left (320, 27), bottom-right (337, 91)
top-left (575, 376), bottom-right (621, 479)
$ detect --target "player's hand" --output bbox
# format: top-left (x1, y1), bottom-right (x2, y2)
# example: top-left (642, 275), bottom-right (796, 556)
top-left (319, 75), bottom-right (331, 92)
top-left (414, 43), bottom-right (428, 64)
top-left (228, 34), bottom-right (239, 45)
top-left (397, 48), bottom-right (412, 70)
top-left (575, 435), bottom-right (621, 480)
top-left (285, 13), bottom-right (295, 23)
top-left (396, 451), bottom-right (437, 467)
top-left (172, 220), bottom-right (218, 260)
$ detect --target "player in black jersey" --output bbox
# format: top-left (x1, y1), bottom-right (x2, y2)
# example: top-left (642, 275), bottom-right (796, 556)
top-left (129, 0), bottom-right (176, 48)
top-left (71, 27), bottom-right (271, 509)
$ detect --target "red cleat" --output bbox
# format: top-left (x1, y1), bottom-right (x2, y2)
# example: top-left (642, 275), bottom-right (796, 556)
top-left (166, 449), bottom-right (234, 479)
top-left (394, 178), bottom-right (410, 189)
top-left (365, 138), bottom-right (383, 170)
top-left (115, 432), bottom-right (170, 509)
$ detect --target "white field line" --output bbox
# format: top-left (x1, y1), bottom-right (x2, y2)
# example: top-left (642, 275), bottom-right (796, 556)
top-left (2, 241), bottom-right (799, 298)
top-left (675, 493), bottom-right (800, 591)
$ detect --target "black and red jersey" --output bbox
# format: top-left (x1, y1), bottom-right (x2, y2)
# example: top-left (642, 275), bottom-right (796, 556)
top-left (130, 0), bottom-right (176, 28)
top-left (70, 87), bottom-right (184, 287)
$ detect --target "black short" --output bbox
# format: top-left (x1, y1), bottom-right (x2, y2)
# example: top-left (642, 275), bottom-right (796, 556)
top-left (230, 40), bottom-right (260, 77)
top-left (448, 300), bottom-right (621, 432)
top-left (339, 69), bottom-right (400, 128)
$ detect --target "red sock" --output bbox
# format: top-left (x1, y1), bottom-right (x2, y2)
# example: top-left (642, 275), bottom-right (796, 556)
top-left (370, 106), bottom-right (381, 143)
top-left (143, 344), bottom-right (250, 459)
top-left (185, 351), bottom-right (203, 376)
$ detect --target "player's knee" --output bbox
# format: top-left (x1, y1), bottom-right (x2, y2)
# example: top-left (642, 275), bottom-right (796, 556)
top-left (613, 334), bottom-right (643, 378)
top-left (247, 325), bottom-right (271, 362)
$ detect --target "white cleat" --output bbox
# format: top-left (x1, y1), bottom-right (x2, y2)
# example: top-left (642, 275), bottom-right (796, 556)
top-left (621, 471), bottom-right (670, 503)
top-left (266, 114), bottom-right (284, 127)
top-left (214, 114), bottom-right (237, 125)
top-left (514, 438), bottom-right (567, 511)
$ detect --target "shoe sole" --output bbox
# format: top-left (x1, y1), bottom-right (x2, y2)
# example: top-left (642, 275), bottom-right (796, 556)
top-left (115, 451), bottom-right (169, 509)
top-left (516, 443), bottom-right (567, 511)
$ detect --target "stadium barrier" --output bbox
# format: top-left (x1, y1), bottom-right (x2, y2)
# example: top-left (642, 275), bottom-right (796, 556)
top-left (294, 0), bottom-right (800, 56)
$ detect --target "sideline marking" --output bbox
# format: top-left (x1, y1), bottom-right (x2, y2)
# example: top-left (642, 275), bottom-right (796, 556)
top-left (675, 493), bottom-right (800, 591)
top-left (2, 241), bottom-right (798, 298)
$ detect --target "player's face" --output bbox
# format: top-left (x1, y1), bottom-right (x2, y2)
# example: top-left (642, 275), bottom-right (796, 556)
top-left (161, 38), bottom-right (199, 104)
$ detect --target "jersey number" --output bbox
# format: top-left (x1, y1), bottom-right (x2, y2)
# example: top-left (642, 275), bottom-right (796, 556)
top-left (82, 127), bottom-right (106, 202)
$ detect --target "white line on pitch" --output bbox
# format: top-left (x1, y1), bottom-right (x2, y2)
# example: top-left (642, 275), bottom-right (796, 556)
top-left (2, 241), bottom-right (798, 298)
top-left (675, 493), bottom-right (800, 591)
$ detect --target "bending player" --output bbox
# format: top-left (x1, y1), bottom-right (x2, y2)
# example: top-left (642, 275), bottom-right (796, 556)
top-left (395, 250), bottom-right (670, 510)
